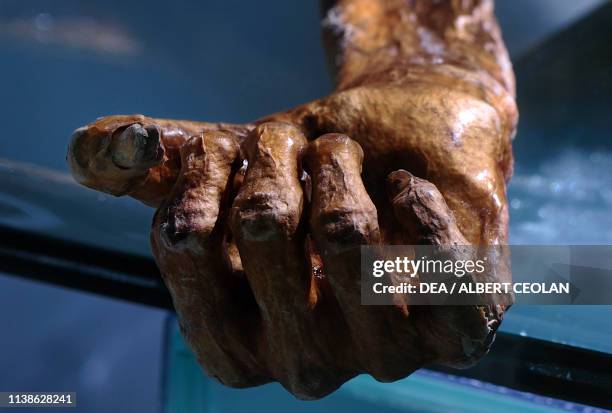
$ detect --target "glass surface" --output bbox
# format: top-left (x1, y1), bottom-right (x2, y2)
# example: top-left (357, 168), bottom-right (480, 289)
top-left (0, 272), bottom-right (165, 413)
top-left (164, 318), bottom-right (595, 413)
top-left (501, 3), bottom-right (612, 353)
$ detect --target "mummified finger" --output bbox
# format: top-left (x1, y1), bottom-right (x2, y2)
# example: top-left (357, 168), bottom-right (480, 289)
top-left (387, 169), bottom-right (468, 245)
top-left (386, 169), bottom-right (508, 367)
top-left (230, 122), bottom-right (350, 398)
top-left (305, 134), bottom-right (424, 381)
top-left (68, 114), bottom-right (253, 207)
top-left (152, 131), bottom-right (266, 387)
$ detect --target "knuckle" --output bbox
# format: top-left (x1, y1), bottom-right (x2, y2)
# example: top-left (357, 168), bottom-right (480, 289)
top-left (203, 131), bottom-right (239, 157)
top-left (308, 133), bottom-right (362, 155)
top-left (312, 206), bottom-right (378, 247)
top-left (248, 121), bottom-right (307, 158)
top-left (180, 135), bottom-right (205, 157)
top-left (231, 192), bottom-right (301, 241)
top-left (181, 132), bottom-right (239, 163)
top-left (255, 121), bottom-right (302, 140)
top-left (157, 205), bottom-right (217, 251)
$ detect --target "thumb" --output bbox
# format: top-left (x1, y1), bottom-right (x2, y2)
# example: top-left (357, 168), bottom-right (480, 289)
top-left (67, 114), bottom-right (252, 207)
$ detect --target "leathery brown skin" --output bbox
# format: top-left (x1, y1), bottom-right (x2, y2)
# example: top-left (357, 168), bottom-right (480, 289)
top-left (66, 0), bottom-right (517, 399)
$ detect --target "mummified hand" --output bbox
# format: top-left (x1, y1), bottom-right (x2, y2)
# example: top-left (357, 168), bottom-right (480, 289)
top-left (67, 0), bottom-right (518, 399)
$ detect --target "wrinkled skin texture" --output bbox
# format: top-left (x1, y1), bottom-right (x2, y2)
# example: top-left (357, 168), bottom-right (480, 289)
top-left (67, 0), bottom-right (517, 400)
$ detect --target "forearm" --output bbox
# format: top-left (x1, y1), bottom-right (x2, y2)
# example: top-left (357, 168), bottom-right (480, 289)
top-left (321, 0), bottom-right (515, 95)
